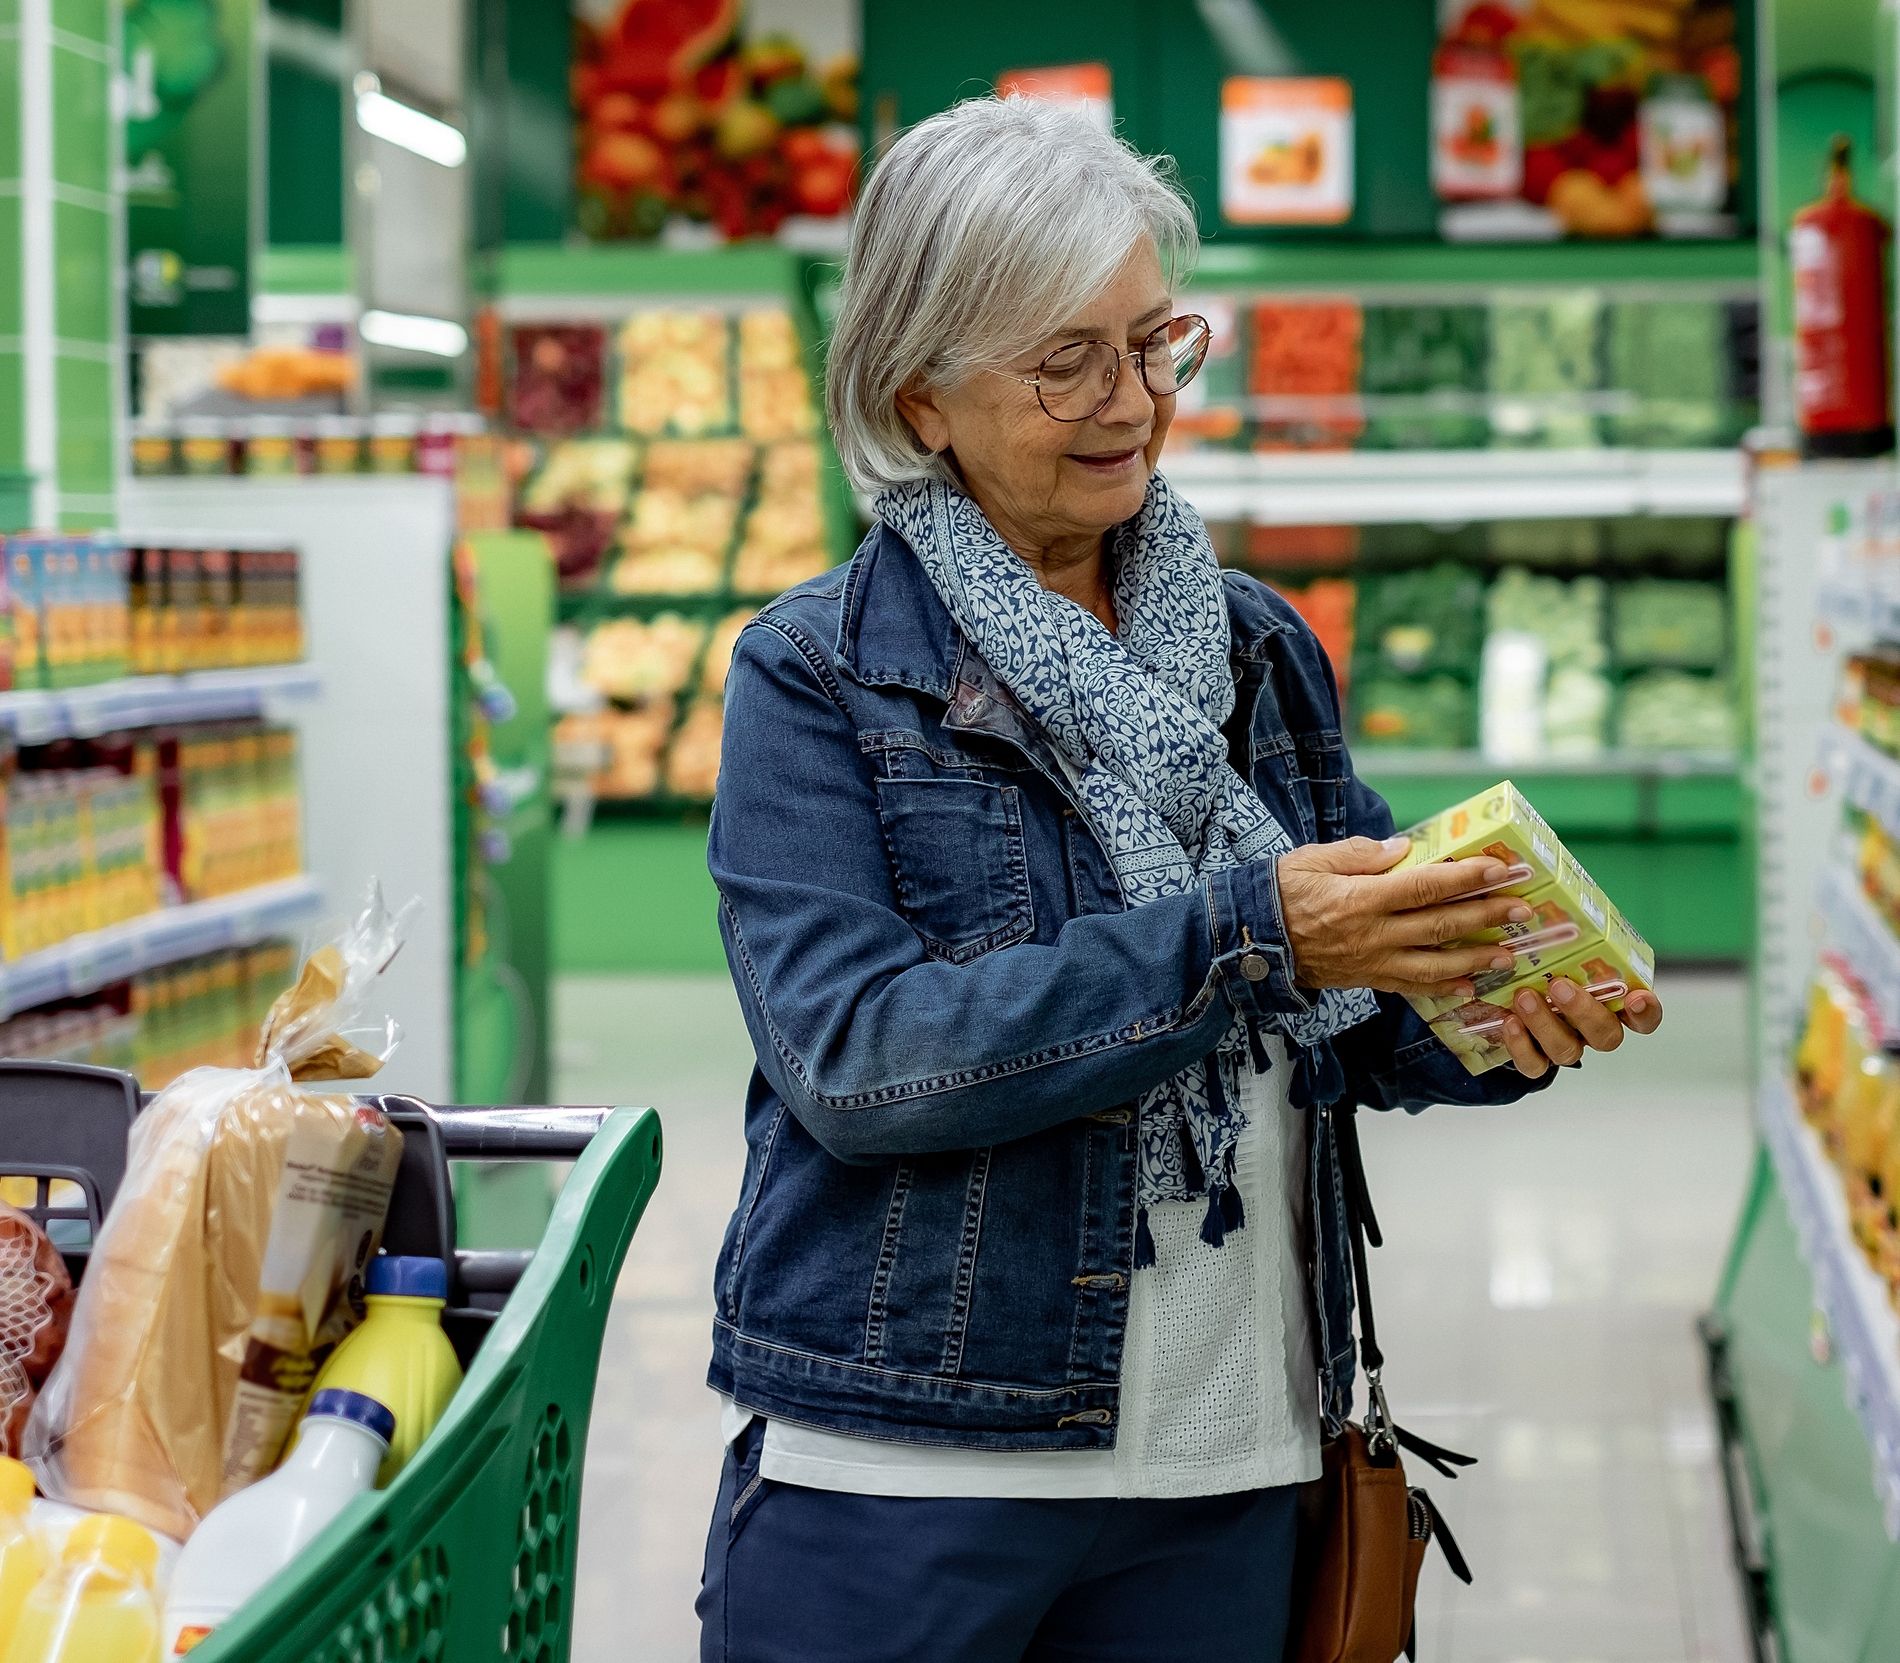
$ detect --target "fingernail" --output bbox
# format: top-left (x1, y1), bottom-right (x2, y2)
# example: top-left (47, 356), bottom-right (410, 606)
top-left (1480, 863), bottom-right (1509, 886)
top-left (1491, 954), bottom-right (1514, 971)
top-left (1516, 991), bottom-right (1540, 1014)
top-left (1627, 993), bottom-right (1648, 1012)
top-left (1453, 982), bottom-right (1474, 998)
top-left (1551, 979), bottom-right (1577, 1004)
top-left (1504, 1018), bottom-right (1522, 1038)
top-left (1381, 835), bottom-right (1408, 852)
top-left (1508, 904), bottom-right (1533, 922)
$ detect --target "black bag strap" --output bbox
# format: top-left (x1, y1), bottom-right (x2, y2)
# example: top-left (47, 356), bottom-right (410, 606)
top-left (1332, 1103), bottom-right (1476, 1480)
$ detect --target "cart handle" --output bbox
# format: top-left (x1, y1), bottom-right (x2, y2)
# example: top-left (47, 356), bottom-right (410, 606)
top-left (368, 1099), bottom-right (620, 1160)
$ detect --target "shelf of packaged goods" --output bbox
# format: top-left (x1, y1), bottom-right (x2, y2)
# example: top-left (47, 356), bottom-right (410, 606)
top-left (1758, 1078), bottom-right (1900, 1538)
top-left (0, 875), bottom-right (325, 1021)
top-left (1819, 865), bottom-right (1900, 1038)
top-left (1158, 448), bottom-right (1746, 525)
top-left (0, 665), bottom-right (320, 746)
top-left (1836, 731), bottom-right (1900, 844)
top-left (1818, 580), bottom-right (1900, 647)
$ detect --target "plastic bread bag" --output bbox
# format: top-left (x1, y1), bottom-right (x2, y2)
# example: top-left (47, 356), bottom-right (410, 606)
top-left (24, 885), bottom-right (418, 1540)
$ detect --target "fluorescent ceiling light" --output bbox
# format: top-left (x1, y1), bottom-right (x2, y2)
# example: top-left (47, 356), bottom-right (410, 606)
top-left (355, 90), bottom-right (466, 168)
top-left (359, 310), bottom-right (468, 357)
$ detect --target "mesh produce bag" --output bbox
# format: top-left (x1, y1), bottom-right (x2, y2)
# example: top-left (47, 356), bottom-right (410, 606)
top-left (24, 886), bottom-right (416, 1540)
top-left (0, 1206), bottom-right (74, 1454)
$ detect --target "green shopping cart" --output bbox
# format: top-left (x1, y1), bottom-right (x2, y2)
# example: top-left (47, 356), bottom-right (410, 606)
top-left (0, 1061), bottom-right (663, 1663)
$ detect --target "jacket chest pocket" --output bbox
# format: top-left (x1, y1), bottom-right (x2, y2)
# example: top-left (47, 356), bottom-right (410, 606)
top-left (1251, 728), bottom-right (1349, 846)
top-left (875, 776), bottom-right (1036, 963)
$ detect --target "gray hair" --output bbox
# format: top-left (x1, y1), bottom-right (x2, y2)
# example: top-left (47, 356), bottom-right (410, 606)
top-left (825, 97), bottom-right (1200, 493)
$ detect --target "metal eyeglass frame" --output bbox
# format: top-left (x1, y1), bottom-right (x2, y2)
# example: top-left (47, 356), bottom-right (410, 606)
top-left (991, 314), bottom-right (1213, 423)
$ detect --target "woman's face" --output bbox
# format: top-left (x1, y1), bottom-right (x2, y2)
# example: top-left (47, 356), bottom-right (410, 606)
top-left (898, 239), bottom-right (1176, 555)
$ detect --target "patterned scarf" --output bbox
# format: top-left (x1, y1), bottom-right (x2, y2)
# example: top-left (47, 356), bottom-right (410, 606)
top-left (878, 471), bottom-right (1378, 1262)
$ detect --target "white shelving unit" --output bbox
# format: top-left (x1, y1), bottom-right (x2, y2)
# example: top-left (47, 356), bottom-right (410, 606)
top-left (0, 665), bottom-right (320, 745)
top-left (1160, 447), bottom-right (1746, 525)
top-left (0, 876), bottom-right (325, 1021)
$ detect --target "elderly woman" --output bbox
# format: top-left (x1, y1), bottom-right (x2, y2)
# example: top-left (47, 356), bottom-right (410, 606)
top-left (697, 99), bottom-right (1662, 1662)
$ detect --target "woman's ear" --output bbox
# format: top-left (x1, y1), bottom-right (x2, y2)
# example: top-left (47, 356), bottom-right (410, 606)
top-left (895, 379), bottom-right (951, 457)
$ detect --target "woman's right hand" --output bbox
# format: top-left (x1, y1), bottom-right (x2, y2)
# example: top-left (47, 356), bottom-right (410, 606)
top-left (1276, 835), bottom-right (1534, 1001)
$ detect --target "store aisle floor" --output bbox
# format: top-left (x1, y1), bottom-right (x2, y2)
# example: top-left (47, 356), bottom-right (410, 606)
top-left (560, 971), bottom-right (1755, 1663)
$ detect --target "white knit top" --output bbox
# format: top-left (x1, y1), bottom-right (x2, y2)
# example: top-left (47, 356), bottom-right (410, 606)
top-left (720, 1038), bottom-right (1321, 1498)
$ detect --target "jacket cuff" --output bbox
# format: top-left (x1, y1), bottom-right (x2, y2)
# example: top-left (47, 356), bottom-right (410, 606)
top-left (1207, 861), bottom-right (1314, 1020)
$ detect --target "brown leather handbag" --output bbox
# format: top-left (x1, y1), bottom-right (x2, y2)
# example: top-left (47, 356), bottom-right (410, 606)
top-left (1289, 1105), bottom-right (1474, 1663)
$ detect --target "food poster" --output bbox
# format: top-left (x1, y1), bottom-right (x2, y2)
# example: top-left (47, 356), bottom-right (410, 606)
top-left (996, 64), bottom-right (1114, 134)
top-left (1433, 0), bottom-right (1743, 241)
top-left (571, 0), bottom-right (860, 241)
top-left (1219, 78), bottom-right (1354, 227)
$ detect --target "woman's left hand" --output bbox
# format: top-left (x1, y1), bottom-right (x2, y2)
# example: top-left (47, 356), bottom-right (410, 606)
top-left (1500, 979), bottom-right (1664, 1079)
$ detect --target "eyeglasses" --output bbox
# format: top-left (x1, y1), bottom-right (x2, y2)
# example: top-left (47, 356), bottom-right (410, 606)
top-left (995, 314), bottom-right (1213, 423)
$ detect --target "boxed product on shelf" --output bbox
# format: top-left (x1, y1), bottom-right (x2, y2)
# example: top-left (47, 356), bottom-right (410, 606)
top-left (128, 544), bottom-right (305, 673)
top-left (3, 534), bottom-right (130, 691)
top-left (1391, 780), bottom-right (1656, 1073)
top-left (163, 723), bottom-right (303, 903)
top-left (0, 737), bottom-right (162, 958)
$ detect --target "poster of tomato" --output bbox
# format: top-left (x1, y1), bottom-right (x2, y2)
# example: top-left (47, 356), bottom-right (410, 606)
top-left (1432, 0), bottom-right (1742, 240)
top-left (572, 0), bottom-right (860, 242)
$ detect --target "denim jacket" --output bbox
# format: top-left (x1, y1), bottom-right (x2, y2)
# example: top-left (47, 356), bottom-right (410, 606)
top-left (706, 520), bottom-right (1544, 1450)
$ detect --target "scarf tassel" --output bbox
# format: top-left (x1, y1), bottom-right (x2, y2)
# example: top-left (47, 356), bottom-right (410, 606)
top-left (1246, 1017), bottom-right (1272, 1076)
top-left (1134, 1207), bottom-right (1157, 1270)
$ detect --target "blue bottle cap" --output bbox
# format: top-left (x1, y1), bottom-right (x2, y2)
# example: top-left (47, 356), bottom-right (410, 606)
top-left (306, 1389), bottom-right (397, 1446)
top-left (366, 1255), bottom-right (451, 1301)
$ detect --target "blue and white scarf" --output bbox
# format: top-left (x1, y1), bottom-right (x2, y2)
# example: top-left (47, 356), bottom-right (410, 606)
top-left (877, 470), bottom-right (1379, 1262)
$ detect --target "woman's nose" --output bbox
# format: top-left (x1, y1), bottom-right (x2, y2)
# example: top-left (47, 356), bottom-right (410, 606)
top-left (1100, 350), bottom-right (1157, 429)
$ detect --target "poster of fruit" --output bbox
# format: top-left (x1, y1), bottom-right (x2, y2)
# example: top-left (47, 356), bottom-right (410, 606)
top-left (996, 63), bottom-right (1114, 134)
top-left (572, 0), bottom-right (860, 241)
top-left (1219, 78), bottom-right (1355, 227)
top-left (1432, 0), bottom-right (1742, 240)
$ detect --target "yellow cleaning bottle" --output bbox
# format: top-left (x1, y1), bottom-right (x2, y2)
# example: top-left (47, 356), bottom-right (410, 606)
top-left (0, 1459), bottom-right (46, 1650)
top-left (309, 1255), bottom-right (462, 1485)
top-left (4, 1514), bottom-right (159, 1663)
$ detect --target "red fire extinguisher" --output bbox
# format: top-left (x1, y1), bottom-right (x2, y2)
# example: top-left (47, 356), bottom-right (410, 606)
top-left (1792, 136), bottom-right (1894, 458)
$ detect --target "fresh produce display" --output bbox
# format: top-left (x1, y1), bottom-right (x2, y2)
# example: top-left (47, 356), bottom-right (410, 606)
top-left (579, 614), bottom-right (704, 704)
top-left (737, 310), bottom-right (819, 440)
top-left (573, 2), bottom-right (858, 241)
top-left (1485, 567), bottom-right (1611, 753)
top-left (1275, 579), bottom-right (1356, 694)
top-left (1489, 291), bottom-right (1603, 447)
top-left (510, 326), bottom-right (607, 435)
top-left (1615, 668), bottom-right (1738, 750)
top-left (1610, 577), bottom-right (1727, 667)
top-left (618, 312), bottom-right (733, 437)
top-left (664, 696), bottom-right (724, 799)
top-left (1353, 674), bottom-right (1478, 751)
top-left (1354, 564), bottom-right (1487, 679)
top-left (1393, 780), bottom-right (1655, 1073)
top-left (1434, 0), bottom-right (1742, 240)
top-left (1165, 290), bottom-right (1758, 454)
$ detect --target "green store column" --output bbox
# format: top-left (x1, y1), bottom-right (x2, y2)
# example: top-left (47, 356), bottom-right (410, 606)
top-left (0, 0), bottom-right (121, 530)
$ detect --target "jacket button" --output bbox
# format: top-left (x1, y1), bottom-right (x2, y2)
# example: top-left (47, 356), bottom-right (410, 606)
top-left (1239, 952), bottom-right (1271, 982)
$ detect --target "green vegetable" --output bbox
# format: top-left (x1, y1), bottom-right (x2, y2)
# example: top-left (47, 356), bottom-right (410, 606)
top-left (1616, 672), bottom-right (1740, 752)
top-left (1612, 579), bottom-right (1728, 669)
top-left (1488, 293), bottom-right (1603, 449)
top-left (1353, 675), bottom-right (1476, 750)
top-left (764, 76), bottom-right (830, 127)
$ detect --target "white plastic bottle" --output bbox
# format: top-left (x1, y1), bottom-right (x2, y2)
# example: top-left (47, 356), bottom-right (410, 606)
top-left (160, 1389), bottom-right (395, 1656)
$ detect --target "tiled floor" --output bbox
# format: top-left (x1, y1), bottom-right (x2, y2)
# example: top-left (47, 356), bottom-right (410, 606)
top-left (561, 971), bottom-right (1756, 1662)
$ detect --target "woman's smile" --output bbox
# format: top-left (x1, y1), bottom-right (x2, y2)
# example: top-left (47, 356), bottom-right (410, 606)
top-left (1066, 445), bottom-right (1146, 477)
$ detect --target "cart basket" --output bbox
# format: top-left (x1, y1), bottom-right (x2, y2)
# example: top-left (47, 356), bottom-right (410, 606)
top-left (0, 1063), bottom-right (662, 1663)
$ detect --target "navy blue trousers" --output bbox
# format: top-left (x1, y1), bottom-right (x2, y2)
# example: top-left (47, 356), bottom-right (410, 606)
top-left (698, 1423), bottom-right (1301, 1662)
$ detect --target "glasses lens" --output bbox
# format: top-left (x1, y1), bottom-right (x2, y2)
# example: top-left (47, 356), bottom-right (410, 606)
top-left (1141, 316), bottom-right (1211, 396)
top-left (1037, 341), bottom-right (1117, 421)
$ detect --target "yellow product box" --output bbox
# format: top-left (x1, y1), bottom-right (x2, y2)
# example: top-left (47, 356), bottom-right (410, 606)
top-left (1393, 780), bottom-right (1655, 1075)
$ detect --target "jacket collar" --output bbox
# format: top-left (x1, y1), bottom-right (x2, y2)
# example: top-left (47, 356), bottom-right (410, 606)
top-left (837, 515), bottom-right (1293, 699)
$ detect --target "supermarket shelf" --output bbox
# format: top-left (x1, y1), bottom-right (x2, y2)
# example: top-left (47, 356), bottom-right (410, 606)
top-left (1359, 748), bottom-right (1737, 778)
top-left (1190, 238), bottom-right (1761, 292)
top-left (1820, 866), bottom-right (1900, 1037)
top-left (0, 876), bottom-right (325, 1020)
top-left (1758, 1078), bottom-right (1900, 1537)
top-left (1161, 449), bottom-right (1746, 525)
top-left (0, 665), bottom-right (320, 745)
